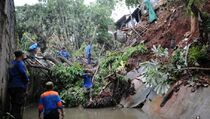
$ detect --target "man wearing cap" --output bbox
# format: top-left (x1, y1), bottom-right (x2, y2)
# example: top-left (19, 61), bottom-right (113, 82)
top-left (8, 50), bottom-right (29, 119)
top-left (38, 81), bottom-right (64, 119)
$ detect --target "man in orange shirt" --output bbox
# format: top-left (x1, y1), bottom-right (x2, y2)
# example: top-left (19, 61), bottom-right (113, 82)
top-left (38, 82), bottom-right (64, 119)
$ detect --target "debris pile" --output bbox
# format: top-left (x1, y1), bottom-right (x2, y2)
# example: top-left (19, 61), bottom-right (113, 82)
top-left (90, 0), bottom-right (210, 110)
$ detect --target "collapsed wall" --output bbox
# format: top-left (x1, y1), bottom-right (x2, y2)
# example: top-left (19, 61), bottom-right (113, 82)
top-left (0, 0), bottom-right (16, 111)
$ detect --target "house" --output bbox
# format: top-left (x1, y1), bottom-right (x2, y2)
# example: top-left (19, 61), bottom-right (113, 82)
top-left (115, 7), bottom-right (142, 30)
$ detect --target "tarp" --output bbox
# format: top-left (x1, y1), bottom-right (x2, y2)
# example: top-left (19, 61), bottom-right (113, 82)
top-left (144, 0), bottom-right (157, 23)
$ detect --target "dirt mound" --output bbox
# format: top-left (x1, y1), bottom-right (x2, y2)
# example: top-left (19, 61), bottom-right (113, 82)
top-left (141, 4), bottom-right (192, 49)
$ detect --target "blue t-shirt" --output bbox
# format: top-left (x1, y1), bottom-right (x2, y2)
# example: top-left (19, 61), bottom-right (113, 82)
top-left (82, 74), bottom-right (93, 89)
top-left (39, 91), bottom-right (63, 115)
top-left (8, 60), bottom-right (29, 89)
top-left (85, 44), bottom-right (92, 57)
top-left (59, 50), bottom-right (70, 59)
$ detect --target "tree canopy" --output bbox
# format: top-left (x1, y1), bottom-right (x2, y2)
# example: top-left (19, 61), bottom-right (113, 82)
top-left (16, 0), bottom-right (116, 51)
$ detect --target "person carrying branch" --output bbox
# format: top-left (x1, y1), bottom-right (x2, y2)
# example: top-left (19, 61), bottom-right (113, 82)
top-left (38, 81), bottom-right (64, 119)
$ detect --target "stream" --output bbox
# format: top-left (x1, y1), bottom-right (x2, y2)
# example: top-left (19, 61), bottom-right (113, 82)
top-left (23, 106), bottom-right (160, 119)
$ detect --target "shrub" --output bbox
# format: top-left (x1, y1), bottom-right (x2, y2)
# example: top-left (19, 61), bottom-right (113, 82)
top-left (188, 45), bottom-right (207, 64)
top-left (151, 45), bottom-right (168, 57)
top-left (51, 63), bottom-right (86, 107)
top-left (60, 86), bottom-right (85, 107)
top-left (97, 44), bottom-right (147, 79)
top-left (51, 62), bottom-right (84, 88)
top-left (171, 48), bottom-right (186, 69)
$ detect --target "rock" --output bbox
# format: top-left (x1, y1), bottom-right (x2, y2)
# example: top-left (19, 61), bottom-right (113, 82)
top-left (0, 0), bottom-right (16, 111)
top-left (126, 67), bottom-right (144, 80)
top-left (120, 79), bottom-right (156, 108)
top-left (126, 70), bottom-right (140, 80)
top-left (114, 30), bottom-right (127, 43)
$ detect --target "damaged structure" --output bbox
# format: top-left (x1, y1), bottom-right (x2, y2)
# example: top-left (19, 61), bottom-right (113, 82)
top-left (85, 0), bottom-right (210, 118)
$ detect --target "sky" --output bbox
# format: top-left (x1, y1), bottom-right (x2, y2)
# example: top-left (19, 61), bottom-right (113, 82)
top-left (14, 0), bottom-right (133, 21)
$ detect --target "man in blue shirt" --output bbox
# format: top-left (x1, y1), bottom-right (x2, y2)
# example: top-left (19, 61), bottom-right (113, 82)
top-left (82, 70), bottom-right (93, 102)
top-left (8, 50), bottom-right (29, 119)
top-left (85, 42), bottom-right (92, 64)
top-left (38, 81), bottom-right (64, 119)
top-left (59, 47), bottom-right (70, 59)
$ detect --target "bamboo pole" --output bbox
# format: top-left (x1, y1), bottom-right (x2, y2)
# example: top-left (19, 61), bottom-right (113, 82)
top-left (92, 44), bottom-right (105, 83)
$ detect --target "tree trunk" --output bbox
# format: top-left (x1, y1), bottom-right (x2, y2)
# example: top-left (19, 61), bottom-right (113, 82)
top-left (190, 15), bottom-right (199, 37)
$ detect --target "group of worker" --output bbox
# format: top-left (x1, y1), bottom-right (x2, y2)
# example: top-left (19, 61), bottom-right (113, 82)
top-left (7, 42), bottom-right (93, 119)
top-left (28, 42), bottom-right (92, 65)
top-left (57, 42), bottom-right (92, 64)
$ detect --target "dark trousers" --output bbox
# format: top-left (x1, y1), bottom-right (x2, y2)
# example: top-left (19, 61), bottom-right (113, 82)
top-left (84, 88), bottom-right (92, 100)
top-left (8, 88), bottom-right (26, 119)
top-left (44, 109), bottom-right (59, 119)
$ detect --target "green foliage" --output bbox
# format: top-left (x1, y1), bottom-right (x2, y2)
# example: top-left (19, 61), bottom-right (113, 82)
top-left (51, 63), bottom-right (86, 107)
top-left (97, 44), bottom-right (147, 79)
top-left (97, 0), bottom-right (116, 9)
top-left (73, 43), bottom-right (101, 58)
top-left (60, 86), bottom-right (85, 107)
top-left (140, 60), bottom-right (170, 94)
top-left (16, 0), bottom-right (116, 50)
top-left (138, 45), bottom-right (178, 94)
top-left (203, 13), bottom-right (210, 31)
top-left (122, 44), bottom-right (147, 61)
top-left (187, 0), bottom-right (207, 15)
top-left (52, 63), bottom-right (84, 88)
top-left (188, 45), bottom-right (207, 64)
top-left (171, 48), bottom-right (186, 69)
top-left (89, 3), bottom-right (115, 47)
top-left (152, 45), bottom-right (169, 57)
top-left (125, 0), bottom-right (142, 7)
top-left (18, 32), bottom-right (37, 51)
top-left (72, 42), bottom-right (87, 57)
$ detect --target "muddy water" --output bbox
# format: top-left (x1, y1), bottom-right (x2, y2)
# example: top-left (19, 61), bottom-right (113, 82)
top-left (23, 106), bottom-right (160, 119)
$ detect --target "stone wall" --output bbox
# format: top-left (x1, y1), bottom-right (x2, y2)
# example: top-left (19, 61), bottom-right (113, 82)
top-left (0, 0), bottom-right (16, 111)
